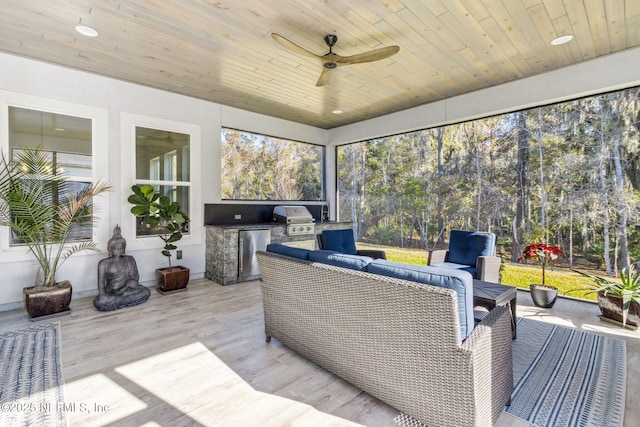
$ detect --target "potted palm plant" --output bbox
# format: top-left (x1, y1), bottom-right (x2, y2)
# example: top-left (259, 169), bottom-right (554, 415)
top-left (0, 146), bottom-right (110, 319)
top-left (572, 266), bottom-right (640, 328)
top-left (127, 184), bottom-right (190, 293)
top-left (518, 243), bottom-right (564, 308)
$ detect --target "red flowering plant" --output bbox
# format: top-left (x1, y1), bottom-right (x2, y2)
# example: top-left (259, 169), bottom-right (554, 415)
top-left (517, 243), bottom-right (565, 286)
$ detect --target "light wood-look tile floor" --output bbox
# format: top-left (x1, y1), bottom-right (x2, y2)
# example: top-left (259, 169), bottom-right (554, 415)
top-left (0, 279), bottom-right (638, 426)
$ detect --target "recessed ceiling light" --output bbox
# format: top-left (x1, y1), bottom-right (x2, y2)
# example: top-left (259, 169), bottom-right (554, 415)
top-left (551, 35), bottom-right (573, 46)
top-left (54, 128), bottom-right (65, 132)
top-left (332, 110), bottom-right (343, 115)
top-left (75, 25), bottom-right (98, 38)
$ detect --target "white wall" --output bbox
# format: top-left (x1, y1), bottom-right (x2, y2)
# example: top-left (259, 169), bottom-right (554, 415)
top-left (0, 52), bottom-right (326, 311)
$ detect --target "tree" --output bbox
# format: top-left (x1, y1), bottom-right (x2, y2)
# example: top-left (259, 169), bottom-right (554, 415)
top-left (512, 111), bottom-right (529, 261)
top-left (334, 85), bottom-right (640, 277)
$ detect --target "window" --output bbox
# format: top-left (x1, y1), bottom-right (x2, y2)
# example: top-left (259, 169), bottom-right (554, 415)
top-left (221, 128), bottom-right (324, 201)
top-left (336, 86), bottom-right (640, 278)
top-left (0, 91), bottom-right (109, 256)
top-left (6, 105), bottom-right (105, 244)
top-left (8, 147), bottom-right (94, 244)
top-left (149, 156), bottom-right (160, 181)
top-left (134, 126), bottom-right (190, 237)
top-left (121, 113), bottom-right (201, 249)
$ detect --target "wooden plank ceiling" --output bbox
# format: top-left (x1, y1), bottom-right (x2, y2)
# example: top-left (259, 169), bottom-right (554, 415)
top-left (0, 0), bottom-right (639, 129)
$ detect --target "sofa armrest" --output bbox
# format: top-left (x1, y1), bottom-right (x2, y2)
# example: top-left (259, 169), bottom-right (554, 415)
top-left (462, 305), bottom-right (511, 351)
top-left (476, 256), bottom-right (502, 283)
top-left (356, 249), bottom-right (386, 259)
top-left (476, 256), bottom-right (501, 283)
top-left (461, 305), bottom-right (513, 422)
top-left (427, 249), bottom-right (448, 265)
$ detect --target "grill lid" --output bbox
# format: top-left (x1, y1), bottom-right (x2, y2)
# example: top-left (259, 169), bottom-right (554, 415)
top-left (273, 205), bottom-right (314, 224)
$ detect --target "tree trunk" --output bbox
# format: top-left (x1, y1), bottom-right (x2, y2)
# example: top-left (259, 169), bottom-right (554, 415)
top-left (436, 128), bottom-right (445, 243)
top-left (609, 96), bottom-right (630, 270)
top-left (357, 145), bottom-right (366, 240)
top-left (350, 146), bottom-right (358, 238)
top-left (537, 108), bottom-right (547, 240)
top-left (475, 130), bottom-right (483, 230)
top-left (569, 202), bottom-right (574, 268)
top-left (512, 112), bottom-right (529, 261)
top-left (597, 124), bottom-right (612, 276)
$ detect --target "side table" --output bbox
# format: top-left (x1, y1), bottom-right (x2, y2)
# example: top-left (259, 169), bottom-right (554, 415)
top-left (473, 280), bottom-right (517, 339)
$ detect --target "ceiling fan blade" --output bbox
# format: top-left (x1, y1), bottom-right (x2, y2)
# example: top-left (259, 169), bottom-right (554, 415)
top-left (316, 68), bottom-right (333, 86)
top-left (271, 33), bottom-right (321, 59)
top-left (336, 45), bottom-right (400, 65)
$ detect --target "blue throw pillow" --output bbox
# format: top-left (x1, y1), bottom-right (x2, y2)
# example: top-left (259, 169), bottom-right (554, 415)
top-left (309, 250), bottom-right (372, 271)
top-left (366, 259), bottom-right (474, 339)
top-left (266, 243), bottom-right (310, 260)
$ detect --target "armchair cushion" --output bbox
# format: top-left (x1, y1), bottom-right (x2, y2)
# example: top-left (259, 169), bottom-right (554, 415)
top-left (308, 250), bottom-right (373, 271)
top-left (431, 261), bottom-right (476, 277)
top-left (447, 230), bottom-right (496, 267)
top-left (320, 229), bottom-right (358, 255)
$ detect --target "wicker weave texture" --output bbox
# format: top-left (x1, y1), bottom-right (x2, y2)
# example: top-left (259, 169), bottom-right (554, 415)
top-left (256, 251), bottom-right (513, 427)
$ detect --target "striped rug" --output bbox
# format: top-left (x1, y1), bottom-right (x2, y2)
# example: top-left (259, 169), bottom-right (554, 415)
top-left (506, 318), bottom-right (626, 427)
top-left (395, 318), bottom-right (626, 427)
top-left (0, 322), bottom-right (67, 427)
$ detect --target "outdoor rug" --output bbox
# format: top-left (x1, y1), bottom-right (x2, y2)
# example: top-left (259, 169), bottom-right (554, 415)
top-left (0, 322), bottom-right (67, 426)
top-left (506, 318), bottom-right (626, 426)
top-left (396, 318), bottom-right (627, 427)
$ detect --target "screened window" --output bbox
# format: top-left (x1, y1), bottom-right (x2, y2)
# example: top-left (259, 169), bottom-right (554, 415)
top-left (336, 86), bottom-right (640, 278)
top-left (8, 107), bottom-right (93, 244)
top-left (134, 126), bottom-right (191, 236)
top-left (221, 128), bottom-right (324, 201)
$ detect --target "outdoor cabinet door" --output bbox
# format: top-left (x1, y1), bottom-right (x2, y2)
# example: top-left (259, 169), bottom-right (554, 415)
top-left (238, 229), bottom-right (271, 282)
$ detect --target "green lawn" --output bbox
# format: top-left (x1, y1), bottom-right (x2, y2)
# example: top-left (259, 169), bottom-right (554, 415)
top-left (356, 242), bottom-right (614, 302)
top-left (364, 244), bottom-right (429, 266)
top-left (499, 263), bottom-right (602, 301)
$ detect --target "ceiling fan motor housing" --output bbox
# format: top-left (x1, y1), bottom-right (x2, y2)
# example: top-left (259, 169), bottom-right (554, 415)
top-left (323, 34), bottom-right (338, 68)
top-left (324, 34), bottom-right (337, 47)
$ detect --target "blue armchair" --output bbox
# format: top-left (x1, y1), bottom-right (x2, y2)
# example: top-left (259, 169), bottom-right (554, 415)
top-left (427, 230), bottom-right (501, 283)
top-left (317, 229), bottom-right (386, 259)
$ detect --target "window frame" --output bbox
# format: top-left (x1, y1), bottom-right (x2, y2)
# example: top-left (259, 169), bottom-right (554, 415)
top-left (0, 90), bottom-right (110, 259)
top-left (120, 113), bottom-right (201, 251)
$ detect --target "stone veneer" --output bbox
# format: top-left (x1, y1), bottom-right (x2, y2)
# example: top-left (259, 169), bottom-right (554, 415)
top-left (205, 222), bottom-right (352, 285)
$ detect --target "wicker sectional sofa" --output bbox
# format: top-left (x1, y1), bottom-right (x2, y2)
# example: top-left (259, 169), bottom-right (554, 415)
top-left (256, 246), bottom-right (513, 427)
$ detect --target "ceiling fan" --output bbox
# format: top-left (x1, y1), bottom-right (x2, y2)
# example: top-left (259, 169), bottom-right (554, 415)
top-left (271, 33), bottom-right (400, 87)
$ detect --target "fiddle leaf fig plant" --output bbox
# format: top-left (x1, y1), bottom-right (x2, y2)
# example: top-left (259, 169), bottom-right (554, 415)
top-left (127, 184), bottom-right (189, 267)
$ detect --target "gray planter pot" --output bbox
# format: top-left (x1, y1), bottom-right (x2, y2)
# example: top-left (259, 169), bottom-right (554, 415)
top-left (530, 284), bottom-right (558, 308)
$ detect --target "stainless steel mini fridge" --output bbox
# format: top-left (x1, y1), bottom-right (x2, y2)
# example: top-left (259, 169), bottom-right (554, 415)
top-left (238, 229), bottom-right (271, 282)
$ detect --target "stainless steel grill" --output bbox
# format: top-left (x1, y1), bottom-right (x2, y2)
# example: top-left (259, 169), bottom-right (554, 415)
top-left (273, 206), bottom-right (315, 235)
